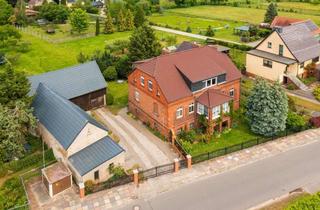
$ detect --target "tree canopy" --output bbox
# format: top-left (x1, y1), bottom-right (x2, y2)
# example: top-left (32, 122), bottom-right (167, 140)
top-left (264, 3), bottom-right (278, 23)
top-left (69, 8), bottom-right (89, 33)
top-left (104, 10), bottom-right (114, 34)
top-left (0, 0), bottom-right (13, 25)
top-left (133, 5), bottom-right (146, 28)
top-left (246, 79), bottom-right (288, 137)
top-left (128, 24), bottom-right (161, 62)
top-left (39, 3), bottom-right (69, 24)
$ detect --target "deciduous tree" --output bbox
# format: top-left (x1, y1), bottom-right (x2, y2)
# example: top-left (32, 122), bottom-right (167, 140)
top-left (69, 8), bottom-right (89, 33)
top-left (246, 79), bottom-right (288, 136)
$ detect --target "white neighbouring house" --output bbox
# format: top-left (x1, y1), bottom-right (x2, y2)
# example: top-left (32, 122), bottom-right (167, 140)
top-left (246, 21), bottom-right (320, 89)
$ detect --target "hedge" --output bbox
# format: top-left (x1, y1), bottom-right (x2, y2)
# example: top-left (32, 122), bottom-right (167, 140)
top-left (285, 192), bottom-right (320, 210)
top-left (0, 149), bottom-right (55, 177)
top-left (206, 38), bottom-right (253, 51)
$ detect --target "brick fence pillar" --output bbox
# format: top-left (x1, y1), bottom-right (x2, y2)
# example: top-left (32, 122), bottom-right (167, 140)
top-left (79, 182), bottom-right (85, 198)
top-left (186, 155), bottom-right (192, 169)
top-left (133, 169), bottom-right (139, 187)
top-left (174, 158), bottom-right (179, 173)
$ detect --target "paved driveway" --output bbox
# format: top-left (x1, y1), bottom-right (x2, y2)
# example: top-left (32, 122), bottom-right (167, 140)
top-left (93, 108), bottom-right (178, 169)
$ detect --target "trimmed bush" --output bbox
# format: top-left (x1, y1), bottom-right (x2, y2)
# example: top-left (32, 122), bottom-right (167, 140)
top-left (286, 111), bottom-right (308, 132)
top-left (285, 192), bottom-right (320, 210)
top-left (84, 180), bottom-right (94, 194)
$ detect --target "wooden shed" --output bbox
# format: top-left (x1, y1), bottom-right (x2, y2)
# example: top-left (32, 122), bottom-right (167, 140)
top-left (28, 61), bottom-right (107, 111)
top-left (42, 162), bottom-right (72, 197)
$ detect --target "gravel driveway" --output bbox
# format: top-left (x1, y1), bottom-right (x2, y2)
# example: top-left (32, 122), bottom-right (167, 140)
top-left (93, 108), bottom-right (178, 169)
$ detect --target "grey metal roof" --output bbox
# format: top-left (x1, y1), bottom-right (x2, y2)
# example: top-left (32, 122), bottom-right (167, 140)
top-left (176, 41), bottom-right (199, 52)
top-left (68, 136), bottom-right (124, 176)
top-left (247, 49), bottom-right (297, 65)
top-left (235, 25), bottom-right (250, 31)
top-left (278, 23), bottom-right (320, 63)
top-left (32, 83), bottom-right (108, 150)
top-left (28, 61), bottom-right (106, 99)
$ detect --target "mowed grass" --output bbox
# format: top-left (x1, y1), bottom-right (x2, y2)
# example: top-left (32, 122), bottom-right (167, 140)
top-left (149, 13), bottom-right (244, 42)
top-left (189, 122), bottom-right (261, 156)
top-left (12, 31), bottom-right (132, 75)
top-left (167, 6), bottom-right (320, 25)
top-left (107, 81), bottom-right (128, 114)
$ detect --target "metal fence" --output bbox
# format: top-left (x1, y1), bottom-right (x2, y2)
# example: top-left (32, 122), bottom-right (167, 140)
top-left (139, 162), bottom-right (175, 181)
top-left (174, 130), bottom-right (293, 165)
top-left (91, 175), bottom-right (133, 193)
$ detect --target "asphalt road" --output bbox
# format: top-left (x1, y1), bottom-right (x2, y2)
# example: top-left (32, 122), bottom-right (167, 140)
top-left (117, 139), bottom-right (320, 210)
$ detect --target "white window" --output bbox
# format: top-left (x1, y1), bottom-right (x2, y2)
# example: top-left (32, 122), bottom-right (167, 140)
top-left (229, 88), bottom-right (234, 97)
top-left (268, 42), bottom-right (272, 48)
top-left (197, 103), bottom-right (204, 115)
top-left (140, 76), bottom-right (144, 86)
top-left (300, 62), bottom-right (304, 69)
top-left (204, 77), bottom-right (217, 88)
top-left (188, 103), bottom-right (194, 114)
top-left (176, 107), bottom-right (183, 119)
top-left (263, 59), bottom-right (272, 68)
top-left (135, 91), bottom-right (140, 102)
top-left (212, 106), bottom-right (221, 119)
top-left (148, 80), bottom-right (153, 91)
top-left (222, 102), bottom-right (229, 113)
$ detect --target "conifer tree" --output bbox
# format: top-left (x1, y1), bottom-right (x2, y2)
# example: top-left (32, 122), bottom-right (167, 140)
top-left (125, 9), bottom-right (134, 31)
top-left (14, 0), bottom-right (27, 26)
top-left (104, 10), bottom-right (114, 34)
top-left (134, 6), bottom-right (146, 28)
top-left (246, 79), bottom-right (288, 137)
top-left (128, 24), bottom-right (161, 62)
top-left (95, 17), bottom-right (100, 36)
top-left (117, 8), bottom-right (126, 32)
top-left (264, 3), bottom-right (278, 23)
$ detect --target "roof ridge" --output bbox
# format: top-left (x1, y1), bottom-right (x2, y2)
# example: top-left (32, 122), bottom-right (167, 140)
top-left (37, 83), bottom-right (89, 124)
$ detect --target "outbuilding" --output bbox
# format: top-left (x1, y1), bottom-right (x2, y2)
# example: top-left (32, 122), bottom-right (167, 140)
top-left (42, 162), bottom-right (72, 197)
top-left (28, 61), bottom-right (107, 111)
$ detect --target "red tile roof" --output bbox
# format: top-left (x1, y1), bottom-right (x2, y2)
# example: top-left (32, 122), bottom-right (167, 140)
top-left (197, 89), bottom-right (232, 108)
top-left (134, 46), bottom-right (241, 103)
top-left (270, 16), bottom-right (303, 28)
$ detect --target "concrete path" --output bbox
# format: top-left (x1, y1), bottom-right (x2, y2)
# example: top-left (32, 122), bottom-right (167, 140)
top-left (94, 108), bottom-right (173, 169)
top-left (32, 128), bottom-right (320, 210)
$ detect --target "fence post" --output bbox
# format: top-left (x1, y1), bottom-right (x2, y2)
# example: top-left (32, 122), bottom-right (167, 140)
top-left (79, 182), bottom-right (85, 198)
top-left (133, 169), bottom-right (139, 187)
top-left (186, 155), bottom-right (192, 169)
top-left (174, 158), bottom-right (179, 173)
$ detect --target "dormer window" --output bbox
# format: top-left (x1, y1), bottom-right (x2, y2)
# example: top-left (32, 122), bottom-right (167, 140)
top-left (204, 77), bottom-right (217, 88)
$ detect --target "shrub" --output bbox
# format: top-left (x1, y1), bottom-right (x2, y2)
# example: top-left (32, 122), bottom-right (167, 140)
top-left (103, 66), bottom-right (117, 81)
top-left (313, 86), bottom-right (320, 101)
top-left (186, 26), bottom-right (192, 33)
top-left (287, 83), bottom-right (297, 90)
top-left (177, 129), bottom-right (196, 143)
top-left (0, 164), bottom-right (7, 177)
top-left (108, 165), bottom-right (126, 180)
top-left (286, 111), bottom-right (307, 132)
top-left (285, 192), bottom-right (320, 210)
top-left (180, 140), bottom-right (192, 153)
top-left (0, 177), bottom-right (27, 209)
top-left (205, 25), bottom-right (215, 37)
top-left (84, 180), bottom-right (94, 194)
top-left (106, 93), bottom-right (114, 105)
top-left (310, 116), bottom-right (320, 128)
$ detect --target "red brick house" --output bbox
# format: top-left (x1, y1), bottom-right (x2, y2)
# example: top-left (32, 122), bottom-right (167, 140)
top-left (128, 46), bottom-right (241, 139)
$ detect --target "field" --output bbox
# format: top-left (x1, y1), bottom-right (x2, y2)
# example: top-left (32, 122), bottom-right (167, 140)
top-left (166, 6), bottom-right (320, 25)
top-left (8, 29), bottom-right (196, 75)
top-left (149, 13), bottom-right (244, 42)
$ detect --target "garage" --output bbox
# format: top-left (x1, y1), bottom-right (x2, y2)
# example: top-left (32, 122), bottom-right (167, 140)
top-left (42, 162), bottom-right (72, 197)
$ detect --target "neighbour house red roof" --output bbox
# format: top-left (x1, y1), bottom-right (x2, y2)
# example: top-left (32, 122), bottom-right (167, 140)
top-left (270, 16), bottom-right (303, 28)
top-left (134, 46), bottom-right (241, 103)
top-left (197, 89), bottom-right (232, 108)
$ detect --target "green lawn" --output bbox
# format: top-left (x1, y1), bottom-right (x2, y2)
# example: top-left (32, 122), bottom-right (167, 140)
top-left (149, 12), bottom-right (244, 42)
top-left (167, 5), bottom-right (320, 25)
top-left (188, 122), bottom-right (261, 156)
top-left (107, 81), bottom-right (128, 114)
top-left (10, 31), bottom-right (132, 75)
